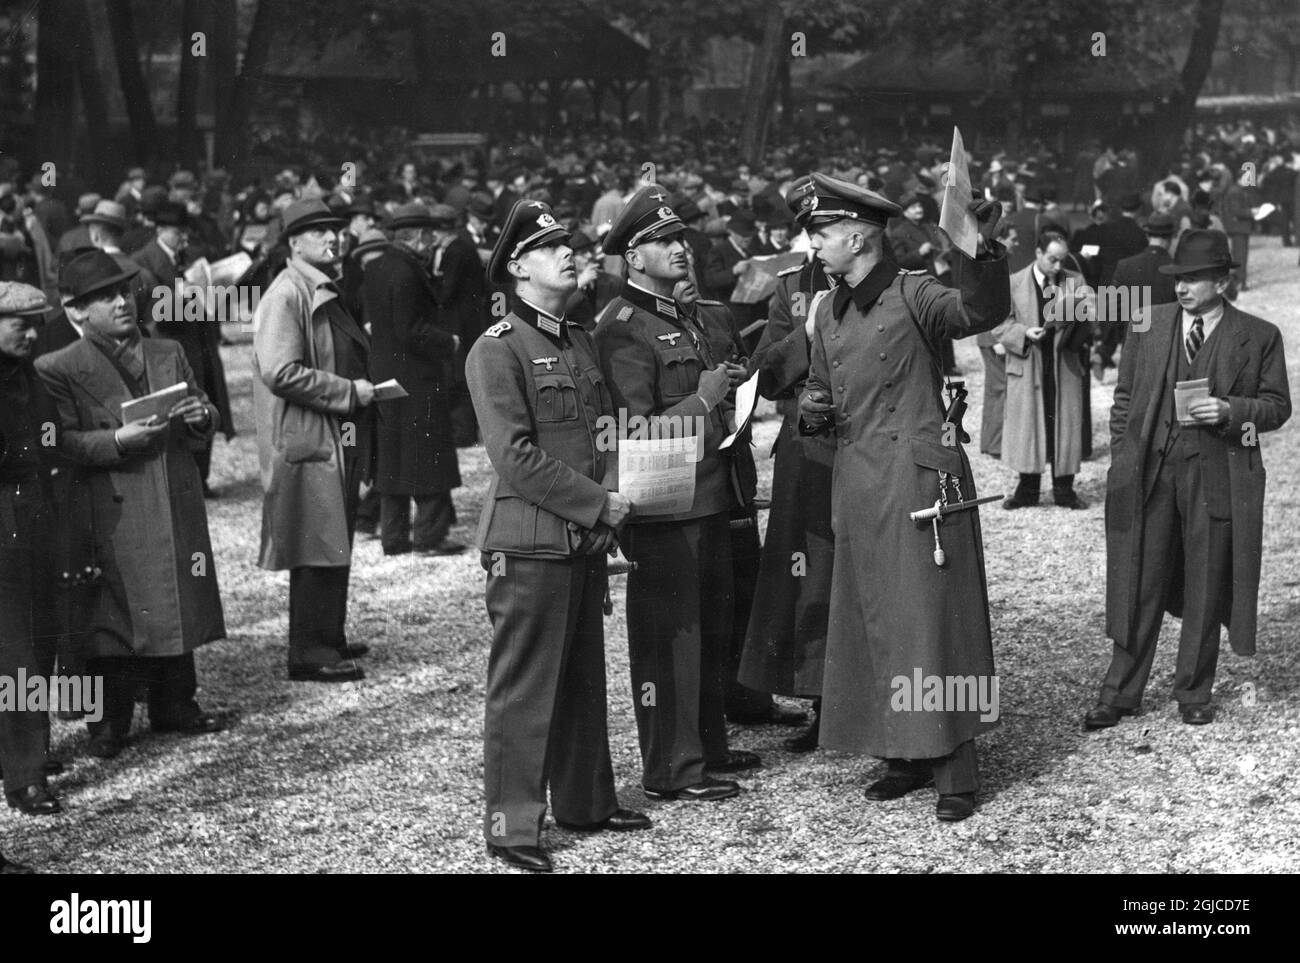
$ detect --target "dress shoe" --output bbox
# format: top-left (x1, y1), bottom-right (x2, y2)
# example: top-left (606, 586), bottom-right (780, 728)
top-left (417, 539), bottom-right (467, 557)
top-left (343, 643), bottom-right (370, 659)
top-left (6, 784), bottom-right (62, 816)
top-left (864, 770), bottom-right (933, 801)
top-left (1002, 491), bottom-right (1040, 510)
top-left (152, 712), bottom-right (227, 736)
top-left (643, 776), bottom-right (741, 801)
top-left (728, 703), bottom-right (808, 726)
top-left (0, 852), bottom-right (34, 874)
top-left (1083, 703), bottom-right (1134, 730)
top-left (382, 545), bottom-right (413, 556)
top-left (705, 749), bottom-right (762, 773)
top-left (1180, 704), bottom-right (1215, 725)
top-left (784, 718), bottom-right (821, 753)
top-left (87, 732), bottom-right (125, 759)
top-left (486, 843), bottom-right (552, 873)
top-left (288, 663), bottom-right (365, 683)
top-left (557, 808), bottom-right (652, 832)
top-left (1053, 490), bottom-right (1088, 510)
top-left (936, 792), bottom-right (977, 822)
top-left (45, 759), bottom-right (66, 777)
top-left (355, 523), bottom-right (378, 538)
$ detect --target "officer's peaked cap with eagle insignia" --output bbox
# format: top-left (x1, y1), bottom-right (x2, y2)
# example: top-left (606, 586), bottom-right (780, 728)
top-left (488, 199), bottom-right (572, 283)
top-left (601, 184), bottom-right (686, 256)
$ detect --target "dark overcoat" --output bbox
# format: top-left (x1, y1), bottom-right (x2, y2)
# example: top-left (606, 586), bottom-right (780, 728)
top-left (362, 245), bottom-right (461, 496)
top-left (1105, 302), bottom-right (1291, 657)
top-left (738, 260), bottom-right (834, 697)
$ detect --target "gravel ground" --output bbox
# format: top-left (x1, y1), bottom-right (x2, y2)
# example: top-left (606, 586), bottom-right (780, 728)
top-left (7, 239), bottom-right (1299, 873)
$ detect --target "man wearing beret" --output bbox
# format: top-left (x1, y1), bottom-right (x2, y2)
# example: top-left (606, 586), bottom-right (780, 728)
top-left (466, 199), bottom-right (649, 873)
top-left (362, 202), bottom-right (463, 557)
top-left (36, 252), bottom-right (227, 759)
top-left (1086, 230), bottom-right (1291, 730)
top-left (797, 172), bottom-right (1009, 821)
top-left (595, 185), bottom-right (758, 803)
top-left (0, 281), bottom-right (64, 814)
top-left (252, 199), bottom-right (375, 683)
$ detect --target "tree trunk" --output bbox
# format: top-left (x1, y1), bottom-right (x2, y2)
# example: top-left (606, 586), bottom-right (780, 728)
top-left (1141, 0), bottom-right (1225, 181)
top-left (738, 0), bottom-right (785, 166)
top-left (229, 0), bottom-right (279, 180)
top-left (176, 0), bottom-right (203, 168)
top-left (106, 0), bottom-right (158, 165)
top-left (211, 0), bottom-right (238, 169)
top-left (72, 0), bottom-right (114, 187)
top-left (35, 0), bottom-right (80, 188)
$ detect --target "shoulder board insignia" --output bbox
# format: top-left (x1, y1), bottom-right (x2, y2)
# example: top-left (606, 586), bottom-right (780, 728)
top-left (484, 320), bottom-right (512, 338)
top-left (617, 306), bottom-right (634, 321)
top-left (776, 264), bottom-right (802, 277)
top-left (899, 269), bottom-right (928, 276)
top-left (695, 298), bottom-right (725, 305)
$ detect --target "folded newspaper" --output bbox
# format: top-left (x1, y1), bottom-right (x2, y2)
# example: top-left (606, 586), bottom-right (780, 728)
top-left (618, 435), bottom-right (697, 516)
top-left (121, 383), bottom-right (188, 425)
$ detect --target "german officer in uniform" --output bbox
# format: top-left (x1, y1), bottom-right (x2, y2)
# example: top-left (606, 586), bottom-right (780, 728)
top-left (594, 186), bottom-right (757, 803)
top-left (798, 173), bottom-right (1009, 822)
top-left (466, 200), bottom-right (650, 874)
top-left (739, 175), bottom-right (836, 751)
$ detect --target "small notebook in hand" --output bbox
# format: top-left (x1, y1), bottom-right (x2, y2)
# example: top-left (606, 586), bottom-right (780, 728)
top-left (120, 383), bottom-right (189, 425)
top-left (372, 379), bottom-right (408, 401)
top-left (1174, 378), bottom-right (1211, 426)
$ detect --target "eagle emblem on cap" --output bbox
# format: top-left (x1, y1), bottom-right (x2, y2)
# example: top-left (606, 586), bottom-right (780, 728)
top-left (537, 213), bottom-right (556, 228)
top-left (657, 206), bottom-right (674, 220)
top-left (803, 195), bottom-right (818, 212)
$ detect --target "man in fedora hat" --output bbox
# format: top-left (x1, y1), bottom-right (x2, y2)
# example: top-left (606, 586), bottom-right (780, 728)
top-left (361, 202), bottom-right (463, 557)
top-left (135, 201), bottom-right (233, 496)
top-left (55, 194), bottom-right (101, 256)
top-left (466, 198), bottom-right (649, 872)
top-left (83, 200), bottom-right (156, 328)
top-left (252, 198), bottom-right (375, 683)
top-left (1085, 230), bottom-right (1291, 731)
top-left (35, 251), bottom-right (227, 759)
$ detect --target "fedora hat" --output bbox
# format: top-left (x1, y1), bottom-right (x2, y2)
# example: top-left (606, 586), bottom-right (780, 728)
top-left (348, 227), bottom-right (391, 260)
top-left (61, 250), bottom-right (139, 303)
top-left (281, 198), bottom-right (344, 237)
top-left (386, 202), bottom-right (441, 231)
top-left (80, 199), bottom-right (128, 231)
top-left (1157, 230), bottom-right (1239, 276)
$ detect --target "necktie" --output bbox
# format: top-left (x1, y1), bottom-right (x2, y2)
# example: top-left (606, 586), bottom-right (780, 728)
top-left (1186, 314), bottom-right (1204, 363)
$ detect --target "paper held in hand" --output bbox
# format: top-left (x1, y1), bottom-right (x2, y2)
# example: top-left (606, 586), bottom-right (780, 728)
top-left (720, 371), bottom-right (760, 450)
top-left (372, 379), bottom-right (409, 401)
top-left (730, 252), bottom-right (805, 304)
top-left (120, 382), bottom-right (189, 424)
top-left (1174, 378), bottom-right (1211, 425)
top-left (938, 126), bottom-right (978, 258)
top-left (618, 435), bottom-right (697, 516)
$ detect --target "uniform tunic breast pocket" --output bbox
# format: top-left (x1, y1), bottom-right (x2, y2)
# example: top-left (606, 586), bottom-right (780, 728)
top-left (659, 345), bottom-right (703, 398)
top-left (534, 373), bottom-right (580, 422)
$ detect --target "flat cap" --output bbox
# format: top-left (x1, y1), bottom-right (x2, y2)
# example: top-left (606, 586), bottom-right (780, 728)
top-left (0, 281), bottom-right (50, 317)
top-left (387, 202), bottom-right (441, 231)
top-left (1143, 211), bottom-right (1177, 238)
top-left (801, 172), bottom-right (901, 228)
top-left (349, 227), bottom-right (391, 260)
top-left (489, 199), bottom-right (571, 284)
top-left (601, 185), bottom-right (685, 256)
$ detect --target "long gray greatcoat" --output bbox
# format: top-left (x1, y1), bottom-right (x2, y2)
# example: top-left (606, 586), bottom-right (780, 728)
top-left (252, 256), bottom-right (361, 570)
top-left (35, 337), bottom-right (225, 658)
top-left (1105, 301), bottom-right (1291, 657)
top-left (994, 265), bottom-right (1095, 477)
top-left (801, 249), bottom-right (1009, 759)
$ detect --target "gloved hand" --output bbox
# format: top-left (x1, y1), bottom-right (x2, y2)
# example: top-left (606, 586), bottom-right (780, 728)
top-left (967, 198), bottom-right (1003, 250)
top-left (799, 386), bottom-right (835, 430)
top-left (696, 364), bottom-right (731, 411)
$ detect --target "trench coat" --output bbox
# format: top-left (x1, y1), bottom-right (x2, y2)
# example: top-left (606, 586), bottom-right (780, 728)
top-left (252, 256), bottom-right (363, 570)
top-left (34, 337), bottom-right (225, 658)
top-left (362, 245), bottom-right (461, 496)
top-left (738, 260), bottom-right (834, 697)
top-left (994, 266), bottom-right (1095, 477)
top-left (1105, 302), bottom-right (1291, 657)
top-left (801, 248), bottom-right (1009, 759)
